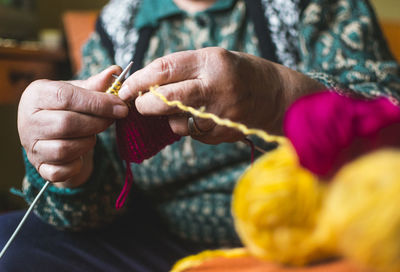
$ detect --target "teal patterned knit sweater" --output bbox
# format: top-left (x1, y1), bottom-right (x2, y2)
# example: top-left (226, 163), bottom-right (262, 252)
top-left (19, 0), bottom-right (400, 247)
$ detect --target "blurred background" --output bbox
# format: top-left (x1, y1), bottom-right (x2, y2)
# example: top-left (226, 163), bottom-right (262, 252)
top-left (0, 0), bottom-right (399, 213)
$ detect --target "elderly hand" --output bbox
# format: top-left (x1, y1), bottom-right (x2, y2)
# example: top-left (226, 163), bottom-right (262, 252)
top-left (119, 47), bottom-right (324, 144)
top-left (18, 66), bottom-right (129, 187)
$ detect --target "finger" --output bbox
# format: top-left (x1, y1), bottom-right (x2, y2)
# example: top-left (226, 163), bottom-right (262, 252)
top-left (169, 113), bottom-right (216, 137)
top-left (70, 65), bottom-right (123, 92)
top-left (32, 110), bottom-right (113, 139)
top-left (190, 116), bottom-right (216, 133)
top-left (168, 111), bottom-right (245, 144)
top-left (193, 125), bottom-right (245, 145)
top-left (27, 79), bottom-right (128, 119)
top-left (168, 114), bottom-right (190, 136)
top-left (38, 157), bottom-right (83, 183)
top-left (53, 151), bottom-right (94, 188)
top-left (119, 51), bottom-right (201, 101)
top-left (32, 136), bottom-right (96, 164)
top-left (135, 79), bottom-right (206, 116)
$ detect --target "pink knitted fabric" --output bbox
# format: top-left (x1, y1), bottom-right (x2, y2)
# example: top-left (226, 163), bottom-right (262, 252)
top-left (284, 91), bottom-right (400, 178)
top-left (115, 104), bottom-right (181, 208)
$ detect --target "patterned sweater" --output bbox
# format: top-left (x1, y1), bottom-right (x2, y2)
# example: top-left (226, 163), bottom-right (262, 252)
top-left (19, 0), bottom-right (400, 247)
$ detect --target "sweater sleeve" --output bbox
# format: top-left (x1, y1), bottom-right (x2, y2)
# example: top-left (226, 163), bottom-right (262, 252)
top-left (19, 32), bottom-right (126, 230)
top-left (298, 0), bottom-right (400, 102)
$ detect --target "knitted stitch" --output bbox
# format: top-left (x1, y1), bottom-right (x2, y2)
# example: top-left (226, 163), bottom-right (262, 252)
top-left (115, 104), bottom-right (181, 208)
top-left (116, 104), bottom-right (181, 164)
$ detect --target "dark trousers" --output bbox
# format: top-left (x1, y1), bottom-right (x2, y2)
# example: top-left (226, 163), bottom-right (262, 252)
top-left (0, 204), bottom-right (206, 272)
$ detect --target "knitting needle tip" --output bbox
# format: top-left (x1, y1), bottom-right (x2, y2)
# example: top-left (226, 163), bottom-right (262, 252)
top-left (116, 61), bottom-right (134, 83)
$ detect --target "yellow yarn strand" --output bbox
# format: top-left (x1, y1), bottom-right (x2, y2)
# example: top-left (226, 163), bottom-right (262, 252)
top-left (170, 248), bottom-right (248, 272)
top-left (105, 81), bottom-right (122, 96)
top-left (149, 86), bottom-right (285, 144)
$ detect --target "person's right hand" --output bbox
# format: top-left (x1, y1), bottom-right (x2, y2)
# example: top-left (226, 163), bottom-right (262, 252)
top-left (18, 66), bottom-right (128, 188)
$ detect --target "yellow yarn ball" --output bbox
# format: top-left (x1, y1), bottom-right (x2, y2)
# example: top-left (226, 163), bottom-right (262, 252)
top-left (232, 142), bottom-right (326, 265)
top-left (315, 148), bottom-right (400, 272)
top-left (173, 146), bottom-right (400, 271)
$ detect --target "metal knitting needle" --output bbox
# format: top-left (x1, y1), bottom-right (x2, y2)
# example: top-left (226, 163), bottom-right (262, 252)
top-left (106, 61), bottom-right (133, 95)
top-left (0, 180), bottom-right (50, 259)
top-left (0, 62), bottom-right (134, 260)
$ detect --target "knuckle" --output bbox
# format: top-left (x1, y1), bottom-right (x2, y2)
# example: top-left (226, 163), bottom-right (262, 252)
top-left (30, 139), bottom-right (40, 155)
top-left (20, 79), bottom-right (48, 105)
top-left (212, 46), bottom-right (229, 56)
top-left (54, 83), bottom-right (74, 109)
top-left (86, 96), bottom-right (102, 115)
top-left (210, 47), bottom-right (231, 62)
top-left (154, 57), bottom-right (175, 82)
top-left (196, 79), bottom-right (209, 106)
top-left (24, 141), bottom-right (41, 167)
top-left (210, 47), bottom-right (236, 72)
top-left (163, 88), bottom-right (179, 102)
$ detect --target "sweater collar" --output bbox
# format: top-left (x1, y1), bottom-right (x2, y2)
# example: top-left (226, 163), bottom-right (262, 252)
top-left (135, 0), bottom-right (237, 29)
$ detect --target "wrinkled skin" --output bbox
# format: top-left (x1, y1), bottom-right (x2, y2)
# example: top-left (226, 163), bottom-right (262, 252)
top-left (119, 47), bottom-right (323, 144)
top-left (18, 48), bottom-right (323, 188)
top-left (18, 66), bottom-right (128, 187)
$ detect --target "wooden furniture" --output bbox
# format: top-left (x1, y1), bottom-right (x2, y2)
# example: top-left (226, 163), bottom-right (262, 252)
top-left (62, 11), bottom-right (98, 74)
top-left (381, 20), bottom-right (400, 61)
top-left (0, 46), bottom-right (68, 104)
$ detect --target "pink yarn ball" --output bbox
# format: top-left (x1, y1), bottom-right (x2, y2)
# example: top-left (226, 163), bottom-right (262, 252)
top-left (284, 91), bottom-right (400, 177)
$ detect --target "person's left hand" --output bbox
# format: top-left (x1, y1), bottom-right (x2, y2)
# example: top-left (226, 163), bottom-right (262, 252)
top-left (119, 47), bottom-right (323, 144)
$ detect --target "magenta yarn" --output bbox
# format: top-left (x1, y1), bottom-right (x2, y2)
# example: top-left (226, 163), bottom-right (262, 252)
top-left (284, 91), bottom-right (400, 177)
top-left (115, 104), bottom-right (181, 209)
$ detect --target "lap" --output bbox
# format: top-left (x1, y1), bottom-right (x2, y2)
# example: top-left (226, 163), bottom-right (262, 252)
top-left (0, 207), bottom-right (205, 272)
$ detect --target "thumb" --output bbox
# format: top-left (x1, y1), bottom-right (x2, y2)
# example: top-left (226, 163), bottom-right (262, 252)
top-left (71, 65), bottom-right (123, 92)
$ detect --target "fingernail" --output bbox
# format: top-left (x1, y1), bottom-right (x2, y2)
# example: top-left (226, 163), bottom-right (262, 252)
top-left (118, 85), bottom-right (130, 101)
top-left (113, 104), bottom-right (128, 117)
